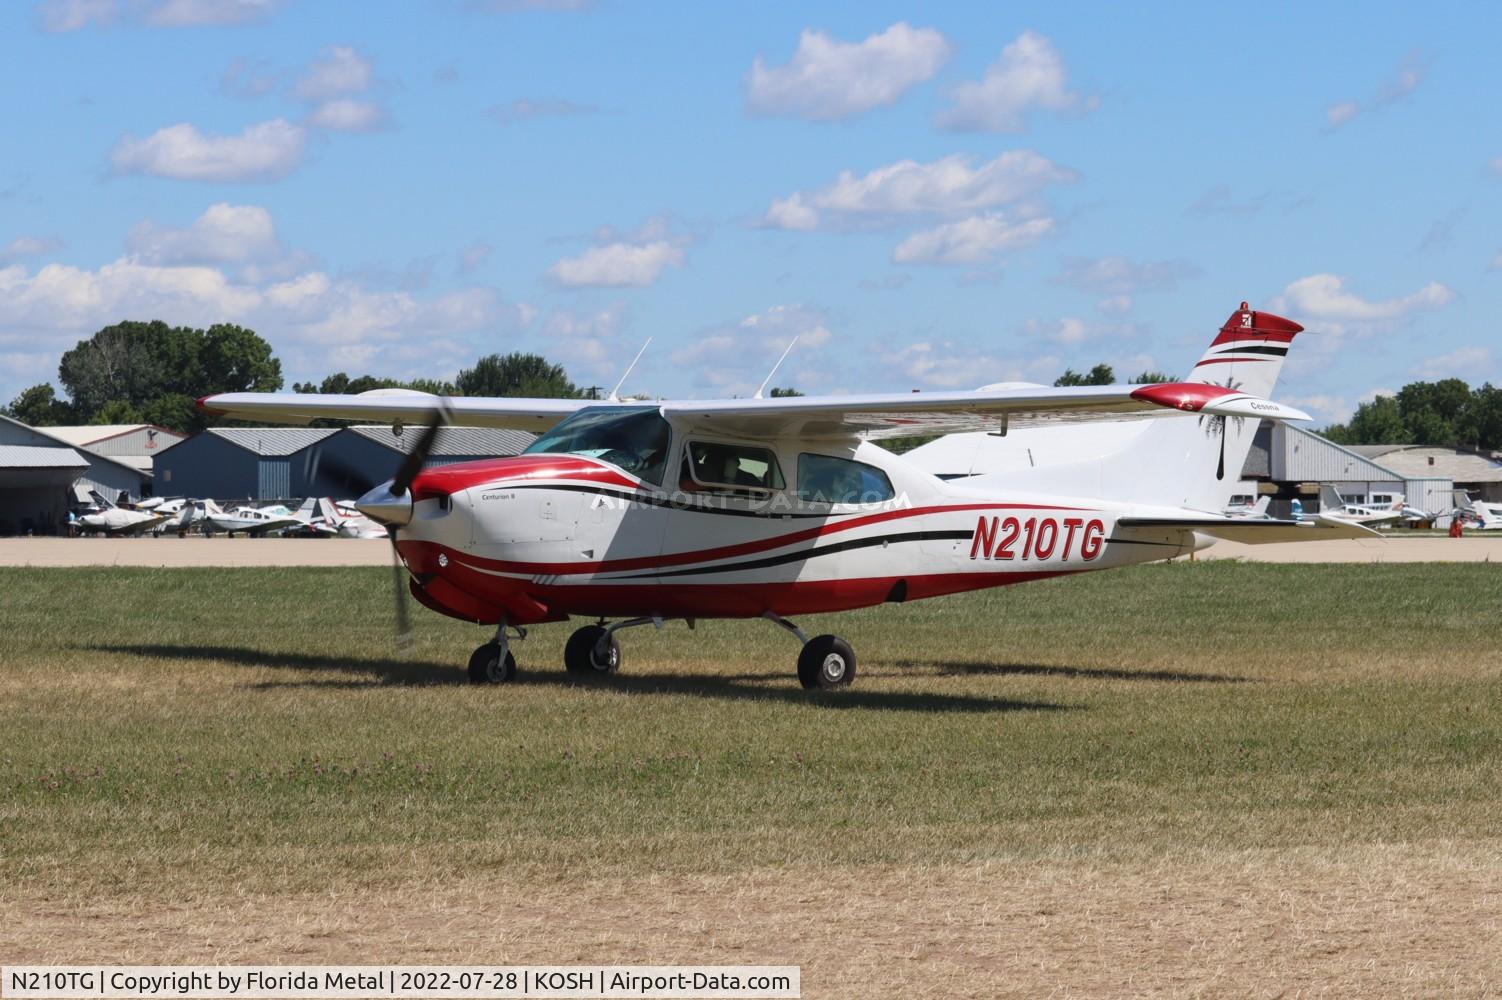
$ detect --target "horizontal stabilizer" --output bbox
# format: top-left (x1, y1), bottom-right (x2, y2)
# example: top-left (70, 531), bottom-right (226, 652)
top-left (1117, 515), bottom-right (1381, 544)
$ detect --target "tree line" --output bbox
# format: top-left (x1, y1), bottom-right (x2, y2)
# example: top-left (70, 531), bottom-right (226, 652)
top-left (1323, 379), bottom-right (1502, 451)
top-left (3, 320), bottom-right (580, 434)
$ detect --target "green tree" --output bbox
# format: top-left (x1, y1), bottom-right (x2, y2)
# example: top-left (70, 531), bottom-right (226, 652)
top-left (456, 352), bottom-right (577, 398)
top-left (1458, 383), bottom-right (1502, 450)
top-left (200, 323), bottom-right (281, 395)
top-left (90, 399), bottom-right (146, 425)
top-left (1129, 370), bottom-right (1178, 384)
top-left (4, 383), bottom-right (74, 425)
top-left (769, 386), bottom-right (805, 397)
top-left (1324, 394), bottom-right (1406, 445)
top-left (56, 319), bottom-right (283, 432)
top-left (1395, 378), bottom-right (1471, 445)
top-left (1054, 363), bottom-right (1115, 387)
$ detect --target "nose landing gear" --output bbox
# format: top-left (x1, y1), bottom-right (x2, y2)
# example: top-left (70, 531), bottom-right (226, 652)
top-left (468, 621), bottom-right (525, 684)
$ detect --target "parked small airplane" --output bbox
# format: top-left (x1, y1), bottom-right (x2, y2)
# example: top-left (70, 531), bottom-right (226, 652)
top-left (199, 302), bottom-right (1373, 690)
top-left (75, 491), bottom-right (171, 535)
top-left (1452, 489), bottom-right (1502, 529)
top-left (203, 502), bottom-right (304, 537)
top-left (1291, 486), bottom-right (1409, 527)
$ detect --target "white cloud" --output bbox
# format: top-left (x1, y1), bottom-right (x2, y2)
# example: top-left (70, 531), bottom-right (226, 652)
top-left (0, 235), bottom-right (64, 263)
top-left (146, 0), bottom-right (279, 26)
top-left (1416, 346), bottom-right (1494, 379)
top-left (38, 0), bottom-right (280, 31)
top-left (762, 151), bottom-right (1075, 230)
top-left (878, 340), bottom-right (1049, 389)
top-left (305, 98), bottom-right (387, 132)
top-left (1491, 251), bottom-right (1502, 271)
top-left (0, 255), bottom-right (533, 401)
top-left (1324, 51), bottom-right (1425, 130)
top-left (1055, 256), bottom-right (1200, 295)
top-left (539, 302), bottom-right (628, 375)
top-left (1491, 156), bottom-right (1502, 176)
top-left (672, 305), bottom-right (833, 394)
top-left (1273, 273), bottom-right (1454, 322)
top-left (288, 47), bottom-right (390, 132)
top-left (938, 30), bottom-right (1094, 133)
top-left (126, 203), bottom-right (280, 265)
top-left (549, 241), bottom-right (684, 288)
top-left (746, 22), bottom-right (950, 121)
top-left (549, 216), bottom-right (693, 288)
top-left (1096, 295), bottom-right (1132, 315)
top-left (110, 118), bottom-right (306, 182)
top-left (762, 195), bottom-right (819, 231)
top-left (891, 213), bottom-right (1053, 265)
top-left (294, 45), bottom-right (373, 101)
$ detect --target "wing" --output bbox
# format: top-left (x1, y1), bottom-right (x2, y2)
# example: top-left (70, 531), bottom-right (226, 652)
top-left (198, 389), bottom-right (591, 431)
top-left (660, 381), bottom-right (1310, 440)
top-left (1118, 515), bottom-right (1380, 544)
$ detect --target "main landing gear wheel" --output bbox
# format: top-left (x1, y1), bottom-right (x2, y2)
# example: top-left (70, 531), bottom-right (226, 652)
top-left (797, 635), bottom-right (856, 691)
top-left (468, 643), bottom-right (516, 684)
top-left (564, 625), bottom-right (622, 675)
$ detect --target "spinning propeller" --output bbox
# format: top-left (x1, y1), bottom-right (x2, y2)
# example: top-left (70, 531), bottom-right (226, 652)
top-left (353, 402), bottom-right (452, 649)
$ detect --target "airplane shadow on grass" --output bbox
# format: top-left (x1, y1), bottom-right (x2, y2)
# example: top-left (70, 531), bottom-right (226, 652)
top-left (85, 643), bottom-right (1075, 715)
top-left (893, 659), bottom-right (1250, 684)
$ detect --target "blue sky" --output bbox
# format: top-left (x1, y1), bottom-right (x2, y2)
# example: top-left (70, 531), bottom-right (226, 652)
top-left (2, 0), bottom-right (1499, 424)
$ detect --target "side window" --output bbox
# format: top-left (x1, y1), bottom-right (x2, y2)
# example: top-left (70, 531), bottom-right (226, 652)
top-left (681, 441), bottom-right (785, 493)
top-left (798, 453), bottom-right (895, 504)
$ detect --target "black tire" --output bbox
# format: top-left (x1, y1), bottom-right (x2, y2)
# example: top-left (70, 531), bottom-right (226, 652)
top-left (564, 625), bottom-right (622, 674)
top-left (467, 643), bottom-right (516, 684)
top-left (797, 635), bottom-right (856, 690)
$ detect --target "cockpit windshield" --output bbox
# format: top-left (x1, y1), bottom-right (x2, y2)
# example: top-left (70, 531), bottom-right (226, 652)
top-left (522, 405), bottom-right (672, 485)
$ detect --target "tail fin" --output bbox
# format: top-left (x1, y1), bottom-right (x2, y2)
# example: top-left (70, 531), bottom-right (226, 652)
top-left (1187, 301), bottom-right (1302, 400)
top-left (1252, 495), bottom-right (1270, 516)
top-left (1453, 489), bottom-right (1475, 512)
top-left (1319, 484), bottom-right (1345, 512)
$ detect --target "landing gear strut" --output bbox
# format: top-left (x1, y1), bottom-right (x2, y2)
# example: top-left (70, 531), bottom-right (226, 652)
top-left (763, 612), bottom-right (856, 690)
top-left (468, 621), bottom-right (524, 684)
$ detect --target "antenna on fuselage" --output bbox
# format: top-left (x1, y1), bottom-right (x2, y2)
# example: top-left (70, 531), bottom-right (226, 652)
top-left (752, 336), bottom-right (799, 400)
top-left (607, 338), bottom-right (652, 402)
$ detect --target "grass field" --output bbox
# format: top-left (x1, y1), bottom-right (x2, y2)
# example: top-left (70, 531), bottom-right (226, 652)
top-left (2, 562), bottom-right (1500, 997)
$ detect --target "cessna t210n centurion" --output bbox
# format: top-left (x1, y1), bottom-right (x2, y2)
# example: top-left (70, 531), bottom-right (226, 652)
top-left (198, 302), bottom-right (1370, 691)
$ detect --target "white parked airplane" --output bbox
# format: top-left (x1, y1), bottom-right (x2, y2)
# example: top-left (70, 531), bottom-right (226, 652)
top-left (1452, 490), bottom-right (1502, 529)
top-left (203, 502), bottom-right (304, 537)
top-left (76, 505), bottom-right (171, 535)
top-left (199, 302), bottom-right (1373, 690)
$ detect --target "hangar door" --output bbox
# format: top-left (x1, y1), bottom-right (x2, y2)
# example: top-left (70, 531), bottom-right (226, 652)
top-left (258, 458), bottom-right (290, 501)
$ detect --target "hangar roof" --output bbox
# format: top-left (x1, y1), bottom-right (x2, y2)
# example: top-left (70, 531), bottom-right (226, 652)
top-left (206, 427), bottom-right (339, 456)
top-left (41, 424), bottom-right (185, 447)
top-left (1345, 444), bottom-right (1502, 483)
top-left (0, 413), bottom-right (152, 483)
top-left (0, 445), bottom-right (90, 468)
top-left (346, 425), bottom-right (534, 457)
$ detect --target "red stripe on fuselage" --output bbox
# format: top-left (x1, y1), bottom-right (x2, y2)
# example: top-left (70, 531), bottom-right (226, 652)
top-left (432, 501), bottom-right (1097, 577)
top-left (411, 454), bottom-right (640, 501)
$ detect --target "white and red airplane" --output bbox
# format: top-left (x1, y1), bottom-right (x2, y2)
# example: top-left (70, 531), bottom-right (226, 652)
top-left (199, 302), bottom-right (1370, 690)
